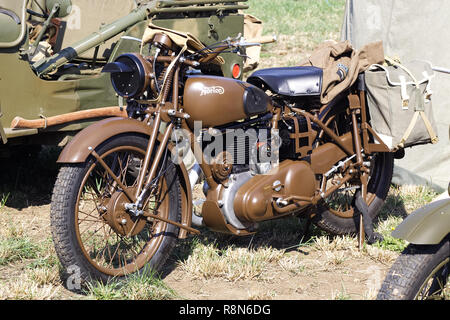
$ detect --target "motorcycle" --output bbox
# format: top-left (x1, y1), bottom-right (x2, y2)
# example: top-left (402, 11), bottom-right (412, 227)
top-left (50, 26), bottom-right (395, 287)
top-left (377, 183), bottom-right (450, 300)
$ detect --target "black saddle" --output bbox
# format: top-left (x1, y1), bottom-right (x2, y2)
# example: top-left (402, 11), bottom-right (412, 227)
top-left (247, 66), bottom-right (323, 97)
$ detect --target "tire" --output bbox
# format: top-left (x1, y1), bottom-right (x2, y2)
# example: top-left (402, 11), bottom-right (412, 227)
top-left (377, 235), bottom-right (449, 300)
top-left (50, 133), bottom-right (181, 290)
top-left (313, 151), bottom-right (394, 235)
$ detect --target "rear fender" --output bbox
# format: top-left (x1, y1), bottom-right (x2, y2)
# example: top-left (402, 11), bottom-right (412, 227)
top-left (392, 198), bottom-right (450, 245)
top-left (57, 117), bottom-right (193, 239)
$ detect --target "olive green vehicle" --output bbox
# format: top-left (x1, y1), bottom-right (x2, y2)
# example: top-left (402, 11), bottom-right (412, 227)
top-left (377, 183), bottom-right (450, 300)
top-left (0, 0), bottom-right (249, 151)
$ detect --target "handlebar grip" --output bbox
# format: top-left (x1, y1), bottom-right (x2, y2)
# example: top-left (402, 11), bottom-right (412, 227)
top-left (246, 35), bottom-right (277, 45)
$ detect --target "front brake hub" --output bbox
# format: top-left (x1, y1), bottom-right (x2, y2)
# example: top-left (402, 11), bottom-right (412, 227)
top-left (105, 187), bottom-right (147, 237)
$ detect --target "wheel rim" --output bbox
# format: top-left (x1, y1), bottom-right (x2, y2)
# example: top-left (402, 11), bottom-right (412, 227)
top-left (415, 258), bottom-right (450, 300)
top-left (74, 145), bottom-right (171, 277)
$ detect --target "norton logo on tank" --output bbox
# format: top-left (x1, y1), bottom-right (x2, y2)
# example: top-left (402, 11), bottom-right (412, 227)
top-left (200, 85), bottom-right (225, 96)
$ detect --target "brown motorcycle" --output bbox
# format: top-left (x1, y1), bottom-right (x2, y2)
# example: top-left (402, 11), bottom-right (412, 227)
top-left (50, 26), bottom-right (394, 287)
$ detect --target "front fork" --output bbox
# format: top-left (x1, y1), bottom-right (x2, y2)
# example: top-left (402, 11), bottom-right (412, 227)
top-left (91, 64), bottom-right (199, 236)
top-left (134, 112), bottom-right (174, 210)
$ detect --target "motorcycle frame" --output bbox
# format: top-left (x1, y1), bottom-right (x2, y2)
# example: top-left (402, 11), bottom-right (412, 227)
top-left (72, 50), bottom-right (392, 238)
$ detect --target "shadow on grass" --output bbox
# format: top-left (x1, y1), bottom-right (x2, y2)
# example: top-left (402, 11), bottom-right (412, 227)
top-left (165, 188), bottom-right (419, 278)
top-left (0, 146), bottom-right (61, 210)
top-left (165, 214), bottom-right (331, 278)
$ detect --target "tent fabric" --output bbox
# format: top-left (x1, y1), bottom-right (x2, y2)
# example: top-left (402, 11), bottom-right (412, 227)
top-left (341, 0), bottom-right (450, 192)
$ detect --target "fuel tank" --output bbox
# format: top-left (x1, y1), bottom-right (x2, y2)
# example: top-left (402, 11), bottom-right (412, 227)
top-left (183, 75), bottom-right (272, 128)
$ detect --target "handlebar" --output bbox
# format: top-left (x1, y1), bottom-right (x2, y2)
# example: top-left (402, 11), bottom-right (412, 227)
top-left (146, 32), bottom-right (278, 68)
top-left (194, 33), bottom-right (275, 64)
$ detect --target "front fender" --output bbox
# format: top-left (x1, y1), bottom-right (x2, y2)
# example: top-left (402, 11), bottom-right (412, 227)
top-left (58, 117), bottom-right (151, 163)
top-left (392, 197), bottom-right (450, 245)
top-left (57, 117), bottom-right (193, 239)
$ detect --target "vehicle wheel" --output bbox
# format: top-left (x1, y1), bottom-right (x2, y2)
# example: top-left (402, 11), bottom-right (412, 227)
top-left (312, 101), bottom-right (394, 235)
top-left (377, 235), bottom-right (449, 300)
top-left (50, 133), bottom-right (181, 290)
top-left (313, 151), bottom-right (394, 235)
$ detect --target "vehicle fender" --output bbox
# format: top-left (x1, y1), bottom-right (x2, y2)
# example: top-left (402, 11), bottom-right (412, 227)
top-left (392, 197), bottom-right (450, 245)
top-left (57, 116), bottom-right (193, 239)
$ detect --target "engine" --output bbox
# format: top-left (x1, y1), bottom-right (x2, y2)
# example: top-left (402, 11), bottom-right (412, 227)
top-left (200, 113), bottom-right (275, 179)
top-left (199, 114), bottom-right (277, 229)
top-left (199, 112), bottom-right (317, 231)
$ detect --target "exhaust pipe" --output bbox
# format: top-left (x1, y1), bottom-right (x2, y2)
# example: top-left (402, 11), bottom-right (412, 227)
top-left (188, 162), bottom-right (205, 227)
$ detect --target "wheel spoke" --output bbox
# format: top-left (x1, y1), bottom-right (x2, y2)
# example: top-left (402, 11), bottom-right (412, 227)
top-left (73, 144), bottom-right (173, 277)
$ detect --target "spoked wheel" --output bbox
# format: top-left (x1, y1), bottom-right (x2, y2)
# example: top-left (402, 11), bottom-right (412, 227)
top-left (312, 102), bottom-right (394, 236)
top-left (314, 152), bottom-right (393, 235)
top-left (377, 236), bottom-right (449, 300)
top-left (51, 134), bottom-right (181, 289)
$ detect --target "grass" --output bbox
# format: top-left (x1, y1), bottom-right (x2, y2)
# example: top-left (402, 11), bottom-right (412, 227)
top-left (171, 182), bottom-right (438, 286)
top-left (178, 241), bottom-right (284, 281)
top-left (0, 220), bottom-right (42, 266)
top-left (0, 193), bottom-right (9, 210)
top-left (86, 272), bottom-right (178, 300)
top-left (0, 237), bottom-right (41, 266)
top-left (246, 0), bottom-right (345, 37)
top-left (245, 0), bottom-right (347, 68)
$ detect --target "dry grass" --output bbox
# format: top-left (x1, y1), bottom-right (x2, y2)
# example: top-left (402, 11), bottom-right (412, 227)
top-left (0, 267), bottom-right (63, 300)
top-left (179, 242), bottom-right (284, 281)
top-left (278, 254), bottom-right (306, 275)
top-left (247, 290), bottom-right (277, 300)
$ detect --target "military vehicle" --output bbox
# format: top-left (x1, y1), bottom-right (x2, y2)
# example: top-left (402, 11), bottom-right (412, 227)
top-left (0, 0), bottom-right (256, 154)
top-left (377, 183), bottom-right (449, 300)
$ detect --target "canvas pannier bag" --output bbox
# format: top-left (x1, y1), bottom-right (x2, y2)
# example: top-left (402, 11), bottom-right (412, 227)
top-left (364, 59), bottom-right (439, 151)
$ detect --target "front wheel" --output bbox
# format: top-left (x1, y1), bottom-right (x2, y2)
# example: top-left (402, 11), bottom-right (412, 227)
top-left (50, 133), bottom-right (181, 289)
top-left (377, 235), bottom-right (449, 300)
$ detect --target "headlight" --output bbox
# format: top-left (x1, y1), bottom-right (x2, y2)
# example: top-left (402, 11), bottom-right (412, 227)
top-left (102, 53), bottom-right (152, 98)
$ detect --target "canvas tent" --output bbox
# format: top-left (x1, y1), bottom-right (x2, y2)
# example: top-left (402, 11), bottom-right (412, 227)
top-left (341, 0), bottom-right (450, 192)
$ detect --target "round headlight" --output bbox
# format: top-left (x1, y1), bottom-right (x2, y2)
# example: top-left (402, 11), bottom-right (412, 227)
top-left (103, 53), bottom-right (152, 98)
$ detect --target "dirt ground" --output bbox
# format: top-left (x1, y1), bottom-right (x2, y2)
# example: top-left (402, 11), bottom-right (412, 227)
top-left (0, 200), bottom-right (397, 300)
top-left (164, 250), bottom-right (393, 300)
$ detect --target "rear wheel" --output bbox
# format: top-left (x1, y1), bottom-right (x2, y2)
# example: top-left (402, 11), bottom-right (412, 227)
top-left (312, 101), bottom-right (394, 235)
top-left (51, 134), bottom-right (181, 289)
top-left (313, 151), bottom-right (393, 235)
